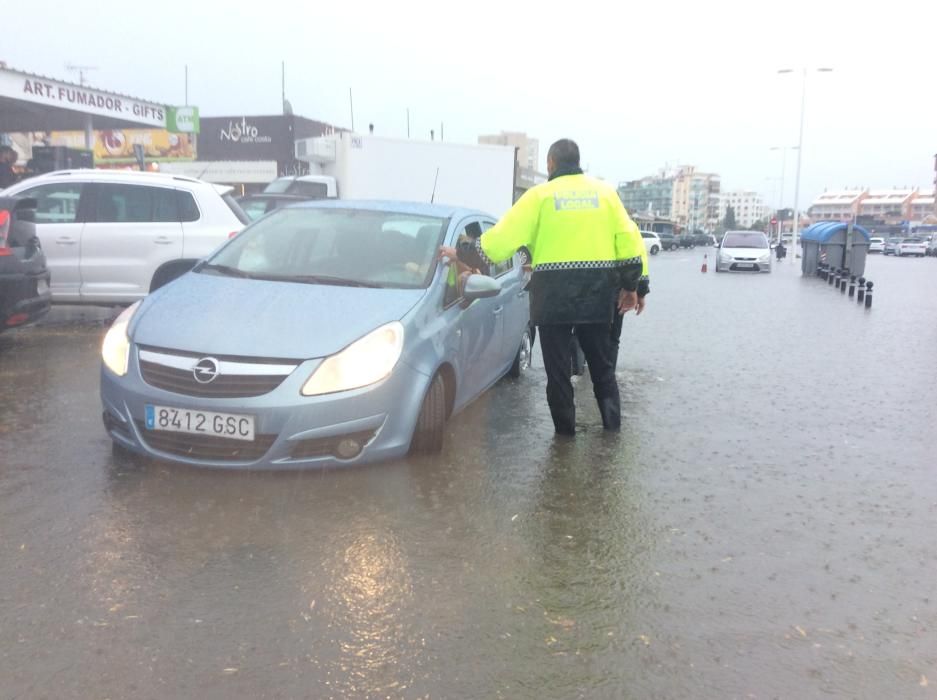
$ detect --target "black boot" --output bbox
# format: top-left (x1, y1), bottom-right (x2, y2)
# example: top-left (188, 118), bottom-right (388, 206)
top-left (597, 397), bottom-right (621, 432)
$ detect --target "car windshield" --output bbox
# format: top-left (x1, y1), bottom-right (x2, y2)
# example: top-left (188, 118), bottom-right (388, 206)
top-left (722, 232), bottom-right (768, 249)
top-left (202, 207), bottom-right (447, 289)
top-left (903, 238), bottom-right (922, 243)
top-left (238, 197), bottom-right (271, 221)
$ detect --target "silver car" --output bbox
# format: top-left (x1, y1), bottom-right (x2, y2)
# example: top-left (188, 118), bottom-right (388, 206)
top-left (100, 201), bottom-right (532, 469)
top-left (715, 230), bottom-right (772, 273)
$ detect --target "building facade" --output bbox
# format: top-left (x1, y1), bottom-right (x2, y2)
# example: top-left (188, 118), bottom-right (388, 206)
top-left (671, 166), bottom-right (721, 232)
top-left (478, 131), bottom-right (539, 172)
top-left (719, 190), bottom-right (769, 228)
top-left (617, 174), bottom-right (674, 218)
top-left (808, 187), bottom-right (934, 225)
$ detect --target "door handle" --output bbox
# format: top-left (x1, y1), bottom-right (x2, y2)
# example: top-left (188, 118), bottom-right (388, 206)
top-left (493, 306), bottom-right (503, 315)
top-left (516, 290), bottom-right (527, 298)
top-left (153, 237), bottom-right (174, 245)
top-left (55, 237), bottom-right (77, 245)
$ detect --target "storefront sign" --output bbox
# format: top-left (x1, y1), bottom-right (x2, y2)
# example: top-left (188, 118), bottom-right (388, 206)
top-left (0, 67), bottom-right (167, 127)
top-left (166, 106), bottom-right (200, 134)
top-left (198, 116), bottom-right (294, 162)
top-left (47, 129), bottom-right (195, 163)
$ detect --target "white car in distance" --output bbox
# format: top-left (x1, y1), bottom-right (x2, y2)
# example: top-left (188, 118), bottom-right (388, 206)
top-left (1, 170), bottom-right (250, 304)
top-left (715, 230), bottom-right (772, 273)
top-left (868, 237), bottom-right (885, 253)
top-left (640, 230), bottom-right (661, 256)
top-left (894, 238), bottom-right (926, 257)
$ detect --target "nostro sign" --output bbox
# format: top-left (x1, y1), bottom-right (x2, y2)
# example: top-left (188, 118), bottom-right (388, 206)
top-left (0, 68), bottom-right (167, 128)
top-left (219, 117), bottom-right (272, 144)
top-left (167, 106), bottom-right (200, 134)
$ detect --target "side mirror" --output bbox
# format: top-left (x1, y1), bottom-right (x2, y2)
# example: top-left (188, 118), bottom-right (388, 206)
top-left (462, 274), bottom-right (502, 302)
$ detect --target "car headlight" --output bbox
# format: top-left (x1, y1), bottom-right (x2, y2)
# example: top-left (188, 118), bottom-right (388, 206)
top-left (101, 301), bottom-right (141, 376)
top-left (301, 322), bottom-right (404, 396)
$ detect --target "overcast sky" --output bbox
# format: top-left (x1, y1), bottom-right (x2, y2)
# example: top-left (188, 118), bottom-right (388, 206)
top-left (3, 0), bottom-right (935, 208)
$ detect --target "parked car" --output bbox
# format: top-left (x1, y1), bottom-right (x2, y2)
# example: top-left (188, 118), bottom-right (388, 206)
top-left (677, 234), bottom-right (696, 249)
top-left (656, 231), bottom-right (678, 251)
top-left (695, 232), bottom-right (717, 247)
top-left (640, 230), bottom-right (661, 255)
top-left (1, 170), bottom-right (250, 304)
top-left (0, 196), bottom-right (51, 331)
top-left (883, 237), bottom-right (901, 255)
top-left (100, 201), bottom-right (532, 468)
top-left (714, 230), bottom-right (772, 273)
top-left (237, 193), bottom-right (310, 221)
top-left (868, 236), bottom-right (885, 253)
top-left (895, 238), bottom-right (927, 257)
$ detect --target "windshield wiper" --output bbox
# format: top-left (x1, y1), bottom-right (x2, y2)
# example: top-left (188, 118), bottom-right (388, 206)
top-left (255, 273), bottom-right (383, 288)
top-left (198, 263), bottom-right (255, 278)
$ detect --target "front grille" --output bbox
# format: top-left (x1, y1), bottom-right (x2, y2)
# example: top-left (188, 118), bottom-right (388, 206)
top-left (140, 360), bottom-right (288, 398)
top-left (136, 346), bottom-right (298, 399)
top-left (290, 430), bottom-right (377, 460)
top-left (135, 420), bottom-right (276, 461)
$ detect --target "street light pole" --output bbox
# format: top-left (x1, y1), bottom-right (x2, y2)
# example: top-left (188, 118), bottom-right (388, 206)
top-left (778, 67), bottom-right (833, 263)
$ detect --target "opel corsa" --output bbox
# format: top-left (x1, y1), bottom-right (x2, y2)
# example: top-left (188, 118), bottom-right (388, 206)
top-left (100, 201), bottom-right (532, 468)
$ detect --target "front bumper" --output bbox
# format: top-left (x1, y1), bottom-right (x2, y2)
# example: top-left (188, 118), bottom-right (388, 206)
top-left (101, 345), bottom-right (432, 469)
top-left (715, 257), bottom-right (772, 273)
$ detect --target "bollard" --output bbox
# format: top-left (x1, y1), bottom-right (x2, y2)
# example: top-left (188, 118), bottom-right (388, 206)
top-left (864, 280), bottom-right (873, 309)
top-left (819, 263), bottom-right (828, 280)
top-left (829, 267), bottom-right (837, 286)
top-left (840, 269), bottom-right (850, 293)
top-left (816, 262), bottom-right (825, 279)
top-left (857, 277), bottom-right (866, 303)
top-left (848, 275), bottom-right (856, 298)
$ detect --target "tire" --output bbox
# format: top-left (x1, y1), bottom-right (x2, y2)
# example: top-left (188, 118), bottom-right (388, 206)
top-left (650, 245), bottom-right (660, 256)
top-left (508, 327), bottom-right (532, 378)
top-left (409, 374), bottom-right (446, 455)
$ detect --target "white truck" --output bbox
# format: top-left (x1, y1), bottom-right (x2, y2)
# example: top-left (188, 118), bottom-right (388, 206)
top-left (277, 132), bottom-right (517, 217)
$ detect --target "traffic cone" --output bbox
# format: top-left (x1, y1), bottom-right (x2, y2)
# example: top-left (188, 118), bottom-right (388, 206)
top-left (701, 254), bottom-right (708, 273)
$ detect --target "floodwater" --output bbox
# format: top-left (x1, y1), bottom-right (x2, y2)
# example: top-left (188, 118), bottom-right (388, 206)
top-left (1, 252), bottom-right (935, 699)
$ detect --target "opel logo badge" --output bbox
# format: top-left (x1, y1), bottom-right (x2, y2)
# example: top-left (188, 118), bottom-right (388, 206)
top-left (192, 357), bottom-right (220, 384)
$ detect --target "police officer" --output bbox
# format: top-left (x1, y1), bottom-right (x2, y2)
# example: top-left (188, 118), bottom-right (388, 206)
top-left (471, 139), bottom-right (649, 435)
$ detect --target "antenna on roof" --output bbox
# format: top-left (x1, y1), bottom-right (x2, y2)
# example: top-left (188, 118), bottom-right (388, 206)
top-left (430, 167), bottom-right (440, 203)
top-left (65, 62), bottom-right (98, 86)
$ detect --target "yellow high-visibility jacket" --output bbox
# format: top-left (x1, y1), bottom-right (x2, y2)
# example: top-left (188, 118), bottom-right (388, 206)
top-left (476, 171), bottom-right (649, 324)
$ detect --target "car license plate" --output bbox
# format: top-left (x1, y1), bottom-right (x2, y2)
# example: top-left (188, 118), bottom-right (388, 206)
top-left (145, 405), bottom-right (255, 441)
top-left (735, 262), bottom-right (754, 268)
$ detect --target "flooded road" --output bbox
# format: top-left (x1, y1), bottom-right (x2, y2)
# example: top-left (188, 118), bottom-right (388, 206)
top-left (1, 253), bottom-right (935, 699)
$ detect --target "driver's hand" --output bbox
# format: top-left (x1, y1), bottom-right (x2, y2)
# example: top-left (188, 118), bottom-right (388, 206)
top-left (439, 246), bottom-right (457, 263)
top-left (617, 290), bottom-right (637, 314)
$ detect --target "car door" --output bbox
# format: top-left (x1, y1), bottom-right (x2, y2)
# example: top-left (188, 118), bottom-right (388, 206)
top-left (481, 220), bottom-right (529, 372)
top-left (441, 218), bottom-right (503, 408)
top-left (80, 182), bottom-right (183, 303)
top-left (13, 181), bottom-right (86, 301)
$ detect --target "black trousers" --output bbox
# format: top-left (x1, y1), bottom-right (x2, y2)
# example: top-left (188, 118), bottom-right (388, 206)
top-left (538, 323), bottom-right (621, 435)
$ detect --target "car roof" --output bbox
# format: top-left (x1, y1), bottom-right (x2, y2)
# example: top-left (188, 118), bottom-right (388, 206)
top-left (19, 169), bottom-right (214, 188)
top-left (294, 199), bottom-right (487, 219)
top-left (12, 169), bottom-right (232, 196)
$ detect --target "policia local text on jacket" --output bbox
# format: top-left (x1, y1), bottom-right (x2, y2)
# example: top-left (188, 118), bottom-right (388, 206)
top-left (474, 160), bottom-right (649, 435)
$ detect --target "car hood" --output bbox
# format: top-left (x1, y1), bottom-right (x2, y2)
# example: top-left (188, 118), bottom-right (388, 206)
top-left (131, 272), bottom-right (425, 359)
top-left (719, 247), bottom-right (770, 257)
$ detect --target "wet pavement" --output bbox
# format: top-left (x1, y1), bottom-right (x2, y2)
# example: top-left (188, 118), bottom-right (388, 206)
top-left (1, 252), bottom-right (935, 699)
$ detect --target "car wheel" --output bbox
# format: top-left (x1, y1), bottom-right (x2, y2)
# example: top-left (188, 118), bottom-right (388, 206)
top-left (409, 373), bottom-right (446, 455)
top-left (509, 327), bottom-right (532, 378)
top-left (650, 245), bottom-right (660, 255)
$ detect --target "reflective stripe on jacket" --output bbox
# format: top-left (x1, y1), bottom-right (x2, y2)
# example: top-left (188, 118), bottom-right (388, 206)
top-left (477, 172), bottom-right (649, 324)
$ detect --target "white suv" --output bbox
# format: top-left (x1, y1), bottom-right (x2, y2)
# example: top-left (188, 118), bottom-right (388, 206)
top-left (640, 230), bottom-right (661, 255)
top-left (1, 170), bottom-right (249, 304)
